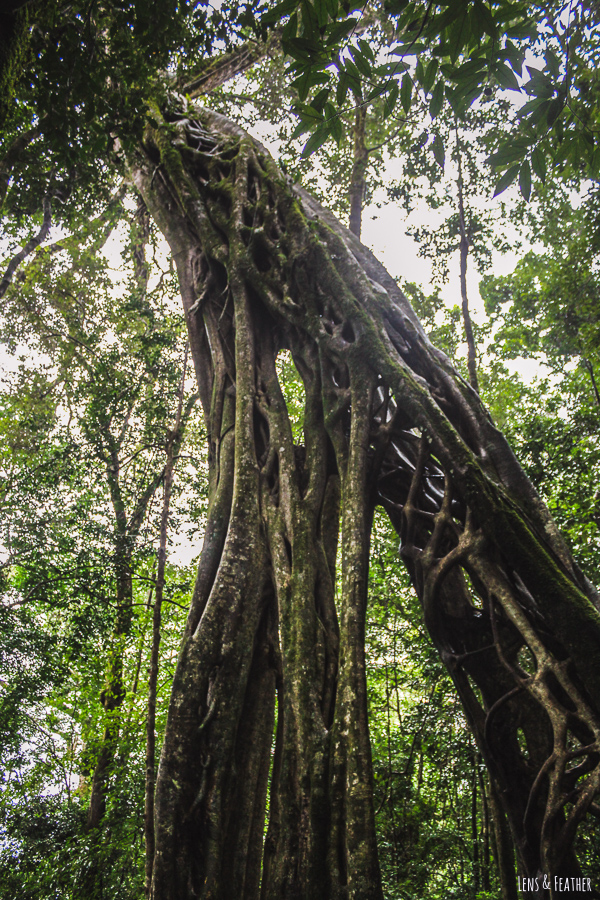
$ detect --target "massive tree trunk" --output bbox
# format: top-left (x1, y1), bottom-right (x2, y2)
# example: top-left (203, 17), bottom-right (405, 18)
top-left (130, 103), bottom-right (600, 900)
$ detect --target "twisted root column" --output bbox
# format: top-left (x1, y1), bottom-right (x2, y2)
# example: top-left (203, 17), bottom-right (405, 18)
top-left (378, 436), bottom-right (600, 898)
top-left (132, 107), bottom-right (383, 900)
top-left (131, 104), bottom-right (600, 900)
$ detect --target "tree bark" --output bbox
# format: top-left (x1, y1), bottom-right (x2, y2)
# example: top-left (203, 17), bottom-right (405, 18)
top-left (130, 103), bottom-right (600, 900)
top-left (145, 347), bottom-right (192, 895)
top-left (488, 774), bottom-right (519, 900)
top-left (455, 125), bottom-right (479, 393)
top-left (349, 106), bottom-right (368, 240)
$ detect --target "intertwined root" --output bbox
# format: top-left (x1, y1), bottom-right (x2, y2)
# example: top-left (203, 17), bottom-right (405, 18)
top-left (132, 103), bottom-right (600, 898)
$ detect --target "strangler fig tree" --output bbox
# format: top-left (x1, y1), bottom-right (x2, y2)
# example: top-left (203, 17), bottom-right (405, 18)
top-left (127, 102), bottom-right (600, 900)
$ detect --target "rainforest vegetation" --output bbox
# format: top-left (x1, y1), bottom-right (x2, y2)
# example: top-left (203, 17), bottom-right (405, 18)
top-left (1, 1), bottom-right (600, 899)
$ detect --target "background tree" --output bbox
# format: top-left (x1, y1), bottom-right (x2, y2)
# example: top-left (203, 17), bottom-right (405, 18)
top-left (0, 194), bottom-right (203, 898)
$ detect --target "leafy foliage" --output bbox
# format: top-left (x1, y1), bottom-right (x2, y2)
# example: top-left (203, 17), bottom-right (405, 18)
top-left (263, 0), bottom-right (600, 195)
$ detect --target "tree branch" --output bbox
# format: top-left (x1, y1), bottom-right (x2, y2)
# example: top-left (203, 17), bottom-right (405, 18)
top-left (178, 28), bottom-right (282, 98)
top-left (0, 194), bottom-right (52, 299)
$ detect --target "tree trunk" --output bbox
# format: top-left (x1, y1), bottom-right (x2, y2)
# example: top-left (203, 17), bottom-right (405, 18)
top-left (471, 751), bottom-right (480, 892)
top-left (488, 773), bottom-right (519, 900)
top-left (455, 127), bottom-right (479, 393)
top-left (86, 542), bottom-right (133, 832)
top-left (145, 348), bottom-right (191, 895)
top-left (349, 106), bottom-right (368, 240)
top-left (130, 103), bottom-right (600, 900)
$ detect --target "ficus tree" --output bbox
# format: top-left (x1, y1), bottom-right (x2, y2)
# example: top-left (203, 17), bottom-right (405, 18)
top-left (2, 3), bottom-right (600, 900)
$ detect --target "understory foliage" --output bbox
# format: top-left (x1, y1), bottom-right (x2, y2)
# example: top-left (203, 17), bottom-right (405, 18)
top-left (2, 3), bottom-right (600, 900)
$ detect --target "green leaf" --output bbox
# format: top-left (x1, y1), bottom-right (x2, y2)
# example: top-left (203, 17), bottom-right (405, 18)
top-left (291, 120), bottom-right (311, 139)
top-left (302, 1), bottom-right (320, 37)
top-left (301, 124), bottom-right (330, 158)
top-left (429, 80), bottom-right (445, 118)
top-left (350, 47), bottom-right (372, 78)
top-left (447, 10), bottom-right (471, 64)
top-left (286, 11), bottom-right (299, 38)
top-left (400, 73), bottom-right (412, 113)
top-left (486, 139), bottom-right (530, 167)
top-left (385, 0), bottom-right (409, 12)
top-left (492, 62), bottom-right (520, 91)
top-left (375, 61), bottom-right (407, 77)
top-left (391, 42), bottom-right (426, 57)
top-left (284, 36), bottom-right (326, 59)
top-left (555, 117), bottom-right (564, 142)
top-left (358, 39), bottom-right (375, 62)
top-left (367, 83), bottom-right (390, 103)
top-left (524, 66), bottom-right (553, 98)
top-left (336, 71), bottom-right (350, 106)
top-left (590, 145), bottom-right (600, 180)
top-left (518, 96), bottom-right (549, 119)
top-left (544, 47), bottom-right (561, 79)
top-left (553, 134), bottom-right (577, 166)
top-left (473, 0), bottom-right (496, 37)
top-left (531, 146), bottom-right (546, 184)
top-left (445, 84), bottom-right (461, 115)
top-left (326, 18), bottom-right (358, 46)
top-left (519, 159), bottom-right (531, 200)
top-left (384, 81), bottom-right (399, 118)
top-left (431, 3), bottom-right (464, 33)
top-left (423, 59), bottom-right (438, 93)
top-left (546, 96), bottom-right (564, 127)
top-left (262, 0), bottom-right (298, 25)
top-left (325, 102), bottom-right (342, 144)
top-left (503, 39), bottom-right (524, 75)
top-left (450, 57), bottom-right (487, 81)
top-left (343, 59), bottom-right (363, 83)
top-left (311, 88), bottom-right (331, 112)
top-left (493, 164), bottom-right (519, 197)
top-left (313, 0), bottom-right (329, 28)
top-left (296, 103), bottom-right (324, 123)
top-left (292, 68), bottom-right (329, 102)
top-left (431, 133), bottom-right (445, 169)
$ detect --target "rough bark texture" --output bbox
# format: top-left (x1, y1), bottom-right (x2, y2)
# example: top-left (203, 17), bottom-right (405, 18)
top-left (145, 349), bottom-right (192, 895)
top-left (130, 103), bottom-right (600, 900)
top-left (455, 127), bottom-right (479, 393)
top-left (348, 106), bottom-right (368, 239)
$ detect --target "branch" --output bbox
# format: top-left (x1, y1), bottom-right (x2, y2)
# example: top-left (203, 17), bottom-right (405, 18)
top-left (0, 195), bottom-right (52, 299)
top-left (0, 122), bottom-right (43, 210)
top-left (128, 469), bottom-right (165, 538)
top-left (178, 28), bottom-right (282, 98)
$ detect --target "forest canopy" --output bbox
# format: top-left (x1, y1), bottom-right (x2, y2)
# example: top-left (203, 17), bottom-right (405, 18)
top-left (1, 2), bottom-right (600, 900)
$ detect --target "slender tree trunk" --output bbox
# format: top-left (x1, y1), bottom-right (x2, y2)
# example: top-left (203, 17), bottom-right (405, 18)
top-left (472, 752), bottom-right (480, 892)
top-left (488, 775), bottom-right (519, 900)
top-left (455, 126), bottom-right (479, 393)
top-left (349, 106), bottom-right (368, 240)
top-left (584, 357), bottom-right (600, 408)
top-left (130, 104), bottom-right (600, 900)
top-left (145, 347), bottom-right (190, 896)
top-left (478, 758), bottom-right (491, 892)
top-left (86, 545), bottom-right (133, 832)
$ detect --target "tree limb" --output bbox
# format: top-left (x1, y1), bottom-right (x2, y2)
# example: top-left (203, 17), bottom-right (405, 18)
top-left (178, 28), bottom-right (282, 98)
top-left (0, 194), bottom-right (52, 299)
